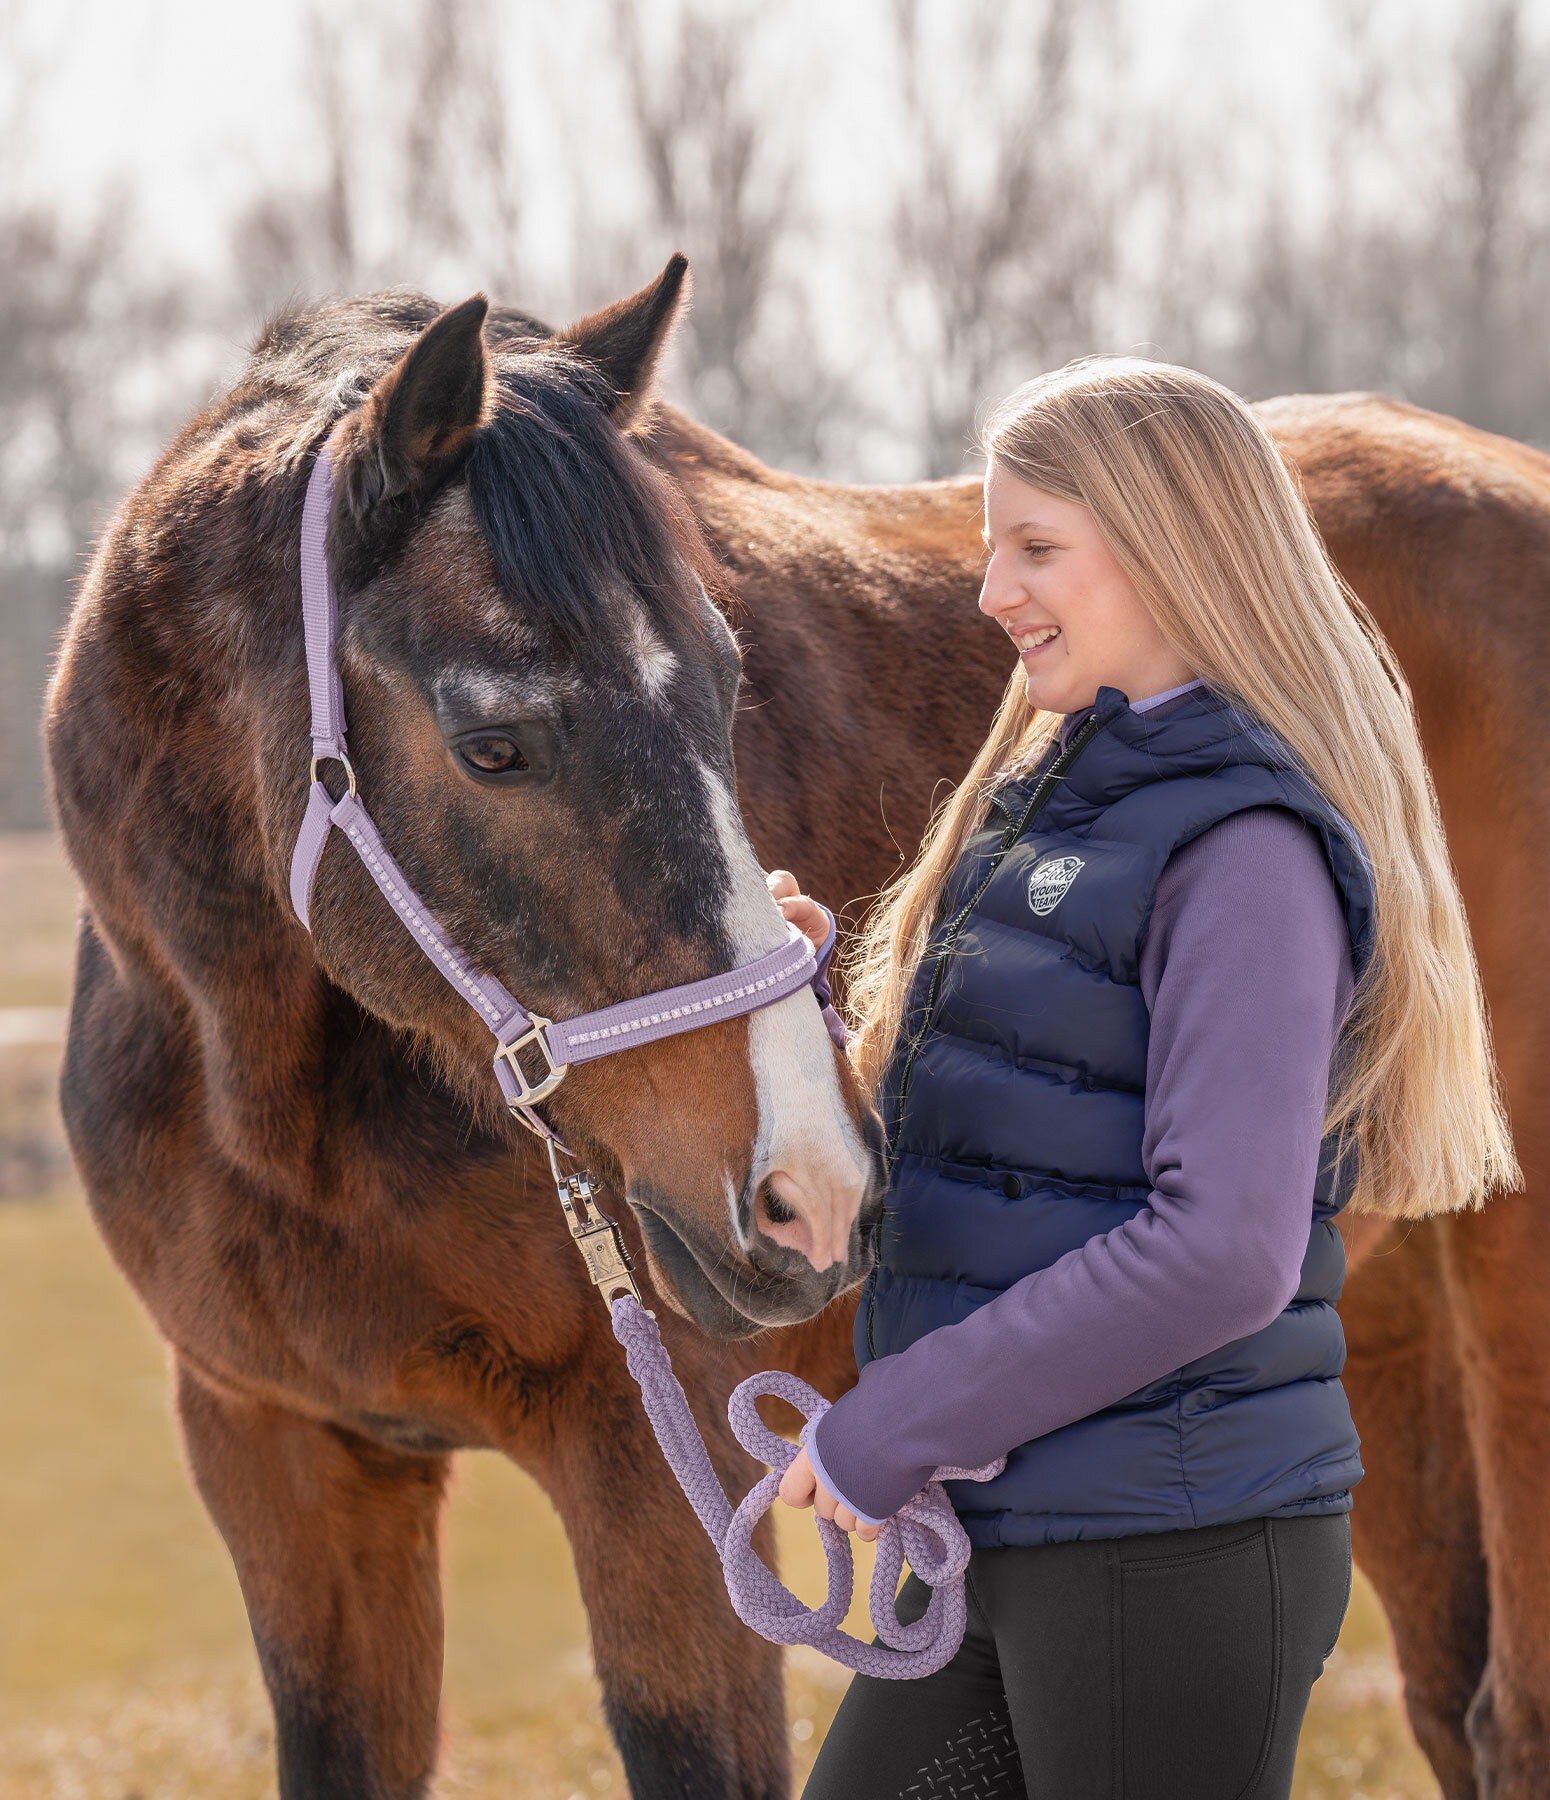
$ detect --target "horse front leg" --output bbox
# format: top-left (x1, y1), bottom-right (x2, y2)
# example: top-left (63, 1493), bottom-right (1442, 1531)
top-left (517, 1313), bottom-right (789, 1800)
top-left (1340, 1216), bottom-right (1488, 1799)
top-left (175, 1360), bottom-right (449, 1800)
top-left (1438, 1180), bottom-right (1550, 1798)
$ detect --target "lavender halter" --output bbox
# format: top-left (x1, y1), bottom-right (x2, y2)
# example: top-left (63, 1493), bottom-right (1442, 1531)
top-left (287, 431), bottom-right (839, 1140)
top-left (287, 425), bottom-right (995, 1681)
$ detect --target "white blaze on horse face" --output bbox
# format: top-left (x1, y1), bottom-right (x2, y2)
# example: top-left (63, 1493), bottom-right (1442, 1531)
top-left (697, 761), bottom-right (869, 1273)
top-left (625, 596), bottom-right (679, 701)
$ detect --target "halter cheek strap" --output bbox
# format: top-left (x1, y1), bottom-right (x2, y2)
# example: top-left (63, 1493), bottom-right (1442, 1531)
top-left (287, 430), bottom-right (845, 1138)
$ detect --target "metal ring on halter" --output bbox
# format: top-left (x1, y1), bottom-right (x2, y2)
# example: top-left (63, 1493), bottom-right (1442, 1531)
top-left (495, 1012), bottom-right (570, 1108)
top-left (309, 751), bottom-right (358, 798)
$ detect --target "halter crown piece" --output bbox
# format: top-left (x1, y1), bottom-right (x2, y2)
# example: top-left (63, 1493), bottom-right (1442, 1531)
top-left (287, 424), bottom-right (1000, 1681)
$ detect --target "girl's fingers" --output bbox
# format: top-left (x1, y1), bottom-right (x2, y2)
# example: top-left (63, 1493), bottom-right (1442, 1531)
top-left (764, 871), bottom-right (829, 953)
top-left (775, 893), bottom-right (828, 952)
top-left (780, 1446), bottom-right (880, 1539)
top-left (778, 1448), bottom-right (818, 1510)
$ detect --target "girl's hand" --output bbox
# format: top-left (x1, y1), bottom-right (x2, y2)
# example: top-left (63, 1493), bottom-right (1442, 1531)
top-left (777, 1445), bottom-right (881, 1542)
top-left (765, 869), bottom-right (829, 954)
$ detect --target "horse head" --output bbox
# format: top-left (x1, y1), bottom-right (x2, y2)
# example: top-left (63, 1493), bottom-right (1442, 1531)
top-left (267, 260), bottom-right (884, 1337)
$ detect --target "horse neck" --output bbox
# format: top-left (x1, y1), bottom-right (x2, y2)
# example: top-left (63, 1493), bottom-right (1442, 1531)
top-left (647, 412), bottom-right (1004, 885)
top-left (51, 446), bottom-right (437, 1196)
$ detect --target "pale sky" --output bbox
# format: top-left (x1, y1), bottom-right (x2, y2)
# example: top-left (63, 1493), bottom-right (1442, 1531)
top-left (9, 0), bottom-right (1510, 285)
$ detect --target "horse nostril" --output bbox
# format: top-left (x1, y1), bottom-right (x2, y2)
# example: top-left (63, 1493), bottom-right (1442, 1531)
top-left (758, 1181), bottom-right (797, 1230)
top-left (756, 1169), bottom-right (861, 1273)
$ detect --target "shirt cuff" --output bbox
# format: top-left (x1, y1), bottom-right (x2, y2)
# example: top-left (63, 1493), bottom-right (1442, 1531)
top-left (808, 904), bottom-right (848, 1049)
top-left (805, 1420), bottom-right (889, 1527)
top-left (809, 1364), bottom-right (946, 1523)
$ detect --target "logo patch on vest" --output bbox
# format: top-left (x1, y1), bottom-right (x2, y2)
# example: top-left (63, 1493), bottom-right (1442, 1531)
top-left (1027, 854), bottom-right (1085, 916)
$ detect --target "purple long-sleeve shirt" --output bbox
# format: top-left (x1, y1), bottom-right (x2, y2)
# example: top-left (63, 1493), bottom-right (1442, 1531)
top-left (808, 684), bottom-right (1357, 1526)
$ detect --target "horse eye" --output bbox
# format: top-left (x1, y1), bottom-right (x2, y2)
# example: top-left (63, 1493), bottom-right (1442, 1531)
top-left (456, 732), bottom-right (529, 775)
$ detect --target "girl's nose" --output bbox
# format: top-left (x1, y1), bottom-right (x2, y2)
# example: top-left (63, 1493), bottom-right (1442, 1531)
top-left (979, 551), bottom-right (1024, 620)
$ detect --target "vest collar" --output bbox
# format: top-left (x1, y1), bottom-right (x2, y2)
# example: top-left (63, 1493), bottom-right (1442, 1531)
top-left (1048, 683), bottom-right (1315, 818)
top-left (1058, 681), bottom-right (1223, 751)
top-left (1058, 680), bottom-right (1202, 752)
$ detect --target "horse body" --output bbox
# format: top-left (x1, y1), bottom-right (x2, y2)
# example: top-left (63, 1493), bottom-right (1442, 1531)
top-left (46, 279), bottom-right (1549, 1800)
top-left (1256, 395), bottom-right (1550, 1800)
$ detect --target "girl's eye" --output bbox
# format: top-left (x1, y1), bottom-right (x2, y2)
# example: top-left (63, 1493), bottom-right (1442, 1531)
top-left (457, 732), bottom-right (529, 775)
top-left (1023, 542), bottom-right (1053, 558)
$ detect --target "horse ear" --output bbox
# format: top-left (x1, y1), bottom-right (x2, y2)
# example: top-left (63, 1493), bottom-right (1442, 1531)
top-left (343, 295), bottom-right (490, 516)
top-left (557, 254), bottom-right (689, 428)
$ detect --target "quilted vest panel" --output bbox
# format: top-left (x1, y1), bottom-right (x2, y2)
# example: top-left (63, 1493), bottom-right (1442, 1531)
top-left (859, 684), bottom-right (1377, 1546)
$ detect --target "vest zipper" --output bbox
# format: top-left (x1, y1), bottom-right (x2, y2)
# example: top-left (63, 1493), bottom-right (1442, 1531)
top-left (865, 710), bottom-right (1105, 1359)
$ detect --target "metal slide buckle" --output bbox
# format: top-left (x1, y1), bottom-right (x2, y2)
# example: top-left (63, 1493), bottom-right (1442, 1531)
top-left (495, 1013), bottom-right (570, 1109)
top-left (547, 1141), bottom-right (646, 1312)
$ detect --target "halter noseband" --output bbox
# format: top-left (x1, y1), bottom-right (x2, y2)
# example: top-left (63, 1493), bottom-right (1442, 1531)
top-left (287, 429), bottom-right (842, 1149)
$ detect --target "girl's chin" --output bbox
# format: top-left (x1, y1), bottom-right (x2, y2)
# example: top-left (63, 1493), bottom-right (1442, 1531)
top-left (1021, 668), bottom-right (1079, 713)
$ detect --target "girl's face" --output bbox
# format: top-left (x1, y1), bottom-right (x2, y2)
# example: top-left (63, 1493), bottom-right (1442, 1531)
top-left (979, 463), bottom-right (1198, 717)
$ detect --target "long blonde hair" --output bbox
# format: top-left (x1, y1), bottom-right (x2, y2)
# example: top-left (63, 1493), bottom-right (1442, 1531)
top-left (846, 355), bottom-right (1520, 1220)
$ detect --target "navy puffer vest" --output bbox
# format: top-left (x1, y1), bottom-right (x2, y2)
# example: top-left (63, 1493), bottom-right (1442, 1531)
top-left (859, 684), bottom-right (1376, 1547)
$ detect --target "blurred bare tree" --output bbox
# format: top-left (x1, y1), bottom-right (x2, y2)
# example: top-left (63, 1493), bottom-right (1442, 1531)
top-left (6, 0), bottom-right (1550, 828)
top-left (571, 0), bottom-right (846, 469)
top-left (231, 0), bottom-right (524, 314)
top-left (1430, 0), bottom-right (1548, 439)
top-left (1219, 0), bottom-right (1550, 443)
top-left (885, 0), bottom-right (1120, 476)
top-left (1218, 0), bottom-right (1416, 400)
top-left (229, 10), bottom-right (360, 311)
top-left (0, 6), bottom-right (184, 826)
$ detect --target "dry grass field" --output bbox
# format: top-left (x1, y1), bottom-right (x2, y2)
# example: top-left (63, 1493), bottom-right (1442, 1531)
top-left (0, 831), bottom-right (1443, 1798)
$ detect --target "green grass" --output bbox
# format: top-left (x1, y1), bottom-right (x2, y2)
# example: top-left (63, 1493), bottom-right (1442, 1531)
top-left (0, 833), bottom-right (1443, 1797)
top-left (0, 832), bottom-right (81, 1009)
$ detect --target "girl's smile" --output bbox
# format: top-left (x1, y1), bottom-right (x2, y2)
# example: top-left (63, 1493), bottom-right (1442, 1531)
top-left (1010, 622), bottom-right (1061, 658)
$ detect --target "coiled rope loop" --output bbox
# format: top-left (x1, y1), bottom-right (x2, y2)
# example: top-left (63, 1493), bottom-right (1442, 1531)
top-left (610, 1295), bottom-right (1004, 1680)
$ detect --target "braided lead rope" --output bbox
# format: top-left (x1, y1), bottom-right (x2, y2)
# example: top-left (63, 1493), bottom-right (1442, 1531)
top-left (609, 1296), bottom-right (1004, 1680)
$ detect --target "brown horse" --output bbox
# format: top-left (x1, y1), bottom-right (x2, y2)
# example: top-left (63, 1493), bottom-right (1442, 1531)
top-left (47, 265), bottom-right (887, 1799)
top-left (47, 269), bottom-right (1548, 1799)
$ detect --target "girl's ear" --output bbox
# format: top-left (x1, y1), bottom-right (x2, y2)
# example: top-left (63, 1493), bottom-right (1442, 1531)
top-left (339, 295), bottom-right (490, 521)
top-left (557, 254), bottom-right (690, 429)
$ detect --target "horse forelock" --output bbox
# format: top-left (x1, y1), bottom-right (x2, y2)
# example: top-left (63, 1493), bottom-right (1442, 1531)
top-left (465, 349), bottom-right (717, 662)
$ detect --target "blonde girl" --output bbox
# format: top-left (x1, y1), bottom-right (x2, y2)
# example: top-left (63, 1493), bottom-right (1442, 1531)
top-left (769, 356), bottom-right (1517, 1799)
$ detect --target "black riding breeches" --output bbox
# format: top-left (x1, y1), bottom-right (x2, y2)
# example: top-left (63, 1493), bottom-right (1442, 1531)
top-left (801, 1511), bottom-right (1353, 1800)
